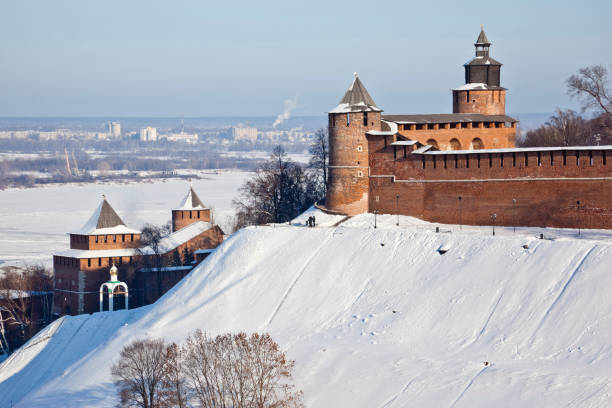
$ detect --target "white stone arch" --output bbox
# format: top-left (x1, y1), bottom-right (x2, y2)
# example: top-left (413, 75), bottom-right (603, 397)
top-left (99, 265), bottom-right (129, 312)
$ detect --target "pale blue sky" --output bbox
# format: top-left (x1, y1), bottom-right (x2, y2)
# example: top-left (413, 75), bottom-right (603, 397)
top-left (1, 0), bottom-right (611, 117)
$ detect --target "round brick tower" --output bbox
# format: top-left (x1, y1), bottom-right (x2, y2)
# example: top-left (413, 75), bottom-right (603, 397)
top-left (325, 73), bottom-right (381, 215)
top-left (453, 26), bottom-right (506, 115)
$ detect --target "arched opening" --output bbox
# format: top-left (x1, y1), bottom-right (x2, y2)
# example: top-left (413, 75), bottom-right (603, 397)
top-left (426, 139), bottom-right (439, 150)
top-left (449, 139), bottom-right (462, 151)
top-left (471, 138), bottom-right (484, 150)
top-left (112, 285), bottom-right (128, 311)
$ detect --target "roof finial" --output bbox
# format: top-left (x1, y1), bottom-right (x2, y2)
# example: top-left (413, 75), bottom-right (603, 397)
top-left (480, 24), bottom-right (484, 30)
top-left (354, 72), bottom-right (358, 78)
top-left (102, 194), bottom-right (106, 200)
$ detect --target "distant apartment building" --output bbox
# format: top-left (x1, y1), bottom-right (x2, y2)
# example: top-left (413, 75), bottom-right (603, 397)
top-left (139, 127), bottom-right (158, 142)
top-left (231, 126), bottom-right (258, 142)
top-left (108, 121), bottom-right (121, 138)
top-left (165, 132), bottom-right (198, 143)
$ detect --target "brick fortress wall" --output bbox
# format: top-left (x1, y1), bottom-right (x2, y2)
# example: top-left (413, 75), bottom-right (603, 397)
top-left (368, 136), bottom-right (612, 229)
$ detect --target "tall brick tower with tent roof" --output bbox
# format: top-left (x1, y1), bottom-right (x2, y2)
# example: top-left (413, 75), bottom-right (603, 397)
top-left (325, 72), bottom-right (382, 215)
top-left (54, 195), bottom-right (141, 315)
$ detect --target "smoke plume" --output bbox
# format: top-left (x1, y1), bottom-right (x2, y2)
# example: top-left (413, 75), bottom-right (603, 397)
top-left (272, 96), bottom-right (298, 128)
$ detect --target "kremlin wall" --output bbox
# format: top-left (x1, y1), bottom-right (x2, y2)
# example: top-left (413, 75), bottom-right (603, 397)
top-left (325, 28), bottom-right (612, 229)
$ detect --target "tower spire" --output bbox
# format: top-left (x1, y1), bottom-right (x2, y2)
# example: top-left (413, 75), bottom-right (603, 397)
top-left (475, 26), bottom-right (491, 57)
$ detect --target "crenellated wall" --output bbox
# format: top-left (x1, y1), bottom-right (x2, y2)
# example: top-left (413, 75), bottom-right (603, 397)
top-left (396, 121), bottom-right (515, 151)
top-left (368, 140), bottom-right (612, 229)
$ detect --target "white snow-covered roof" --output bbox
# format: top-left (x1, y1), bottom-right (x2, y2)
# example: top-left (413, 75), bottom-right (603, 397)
top-left (366, 120), bottom-right (398, 136)
top-left (329, 102), bottom-right (382, 114)
top-left (72, 199), bottom-right (140, 235)
top-left (413, 145), bottom-right (433, 154)
top-left (140, 221), bottom-right (213, 255)
top-left (452, 82), bottom-right (490, 91)
top-left (174, 187), bottom-right (208, 211)
top-left (54, 248), bottom-right (138, 259)
top-left (415, 145), bottom-right (612, 155)
top-left (139, 266), bottom-right (193, 273)
top-left (391, 140), bottom-right (418, 146)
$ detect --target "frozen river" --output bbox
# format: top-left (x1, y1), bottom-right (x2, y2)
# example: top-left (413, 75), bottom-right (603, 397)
top-left (0, 171), bottom-right (250, 268)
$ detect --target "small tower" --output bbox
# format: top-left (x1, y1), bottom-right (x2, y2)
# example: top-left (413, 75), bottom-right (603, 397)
top-left (99, 264), bottom-right (128, 312)
top-left (172, 183), bottom-right (211, 232)
top-left (453, 26), bottom-right (506, 115)
top-left (325, 73), bottom-right (382, 215)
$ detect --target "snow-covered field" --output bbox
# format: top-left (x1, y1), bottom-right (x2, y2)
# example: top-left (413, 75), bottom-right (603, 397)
top-left (1, 210), bottom-right (611, 407)
top-left (0, 171), bottom-right (250, 268)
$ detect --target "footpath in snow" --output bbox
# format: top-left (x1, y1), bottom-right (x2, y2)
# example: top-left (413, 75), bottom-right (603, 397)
top-left (1, 209), bottom-right (612, 407)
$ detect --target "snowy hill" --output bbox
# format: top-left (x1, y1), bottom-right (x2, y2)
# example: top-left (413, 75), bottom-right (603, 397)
top-left (1, 211), bottom-right (612, 407)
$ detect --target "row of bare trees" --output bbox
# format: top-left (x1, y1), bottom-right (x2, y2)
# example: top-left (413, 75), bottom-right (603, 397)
top-left (520, 64), bottom-right (612, 147)
top-left (111, 331), bottom-right (303, 408)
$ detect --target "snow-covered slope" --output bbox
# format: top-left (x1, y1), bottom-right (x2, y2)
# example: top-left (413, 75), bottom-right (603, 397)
top-left (1, 212), bottom-right (612, 407)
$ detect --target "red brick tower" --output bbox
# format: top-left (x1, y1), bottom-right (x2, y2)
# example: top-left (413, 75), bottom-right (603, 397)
top-left (325, 73), bottom-right (381, 215)
top-left (453, 26), bottom-right (506, 115)
top-left (172, 185), bottom-right (211, 232)
top-left (54, 196), bottom-right (141, 315)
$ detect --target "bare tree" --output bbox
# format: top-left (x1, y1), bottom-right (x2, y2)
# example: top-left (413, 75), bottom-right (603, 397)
top-left (163, 343), bottom-right (187, 408)
top-left (182, 330), bottom-right (303, 408)
top-left (567, 65), bottom-right (612, 119)
top-left (0, 264), bottom-right (53, 351)
top-left (308, 127), bottom-right (328, 199)
top-left (111, 338), bottom-right (171, 408)
top-left (520, 109), bottom-right (596, 147)
top-left (232, 146), bottom-right (321, 230)
top-left (138, 222), bottom-right (172, 298)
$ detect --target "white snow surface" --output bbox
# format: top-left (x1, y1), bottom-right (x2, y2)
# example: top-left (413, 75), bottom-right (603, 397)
top-left (1, 211), bottom-right (612, 407)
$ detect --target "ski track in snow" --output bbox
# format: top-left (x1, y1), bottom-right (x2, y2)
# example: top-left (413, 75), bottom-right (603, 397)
top-left (530, 246), bottom-right (597, 344)
top-left (448, 365), bottom-right (489, 408)
top-left (379, 376), bottom-right (418, 408)
top-left (467, 292), bottom-right (503, 348)
top-left (264, 230), bottom-right (335, 328)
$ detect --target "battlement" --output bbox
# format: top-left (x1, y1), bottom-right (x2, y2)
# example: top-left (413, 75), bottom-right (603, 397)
top-left (367, 143), bottom-right (612, 229)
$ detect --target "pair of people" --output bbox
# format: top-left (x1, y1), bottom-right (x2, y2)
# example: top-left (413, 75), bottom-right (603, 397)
top-left (306, 215), bottom-right (316, 227)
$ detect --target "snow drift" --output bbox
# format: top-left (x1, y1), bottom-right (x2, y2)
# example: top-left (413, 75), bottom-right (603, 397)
top-left (1, 212), bottom-right (612, 407)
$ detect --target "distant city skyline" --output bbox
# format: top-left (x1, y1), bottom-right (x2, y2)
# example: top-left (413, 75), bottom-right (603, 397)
top-left (1, 0), bottom-right (611, 117)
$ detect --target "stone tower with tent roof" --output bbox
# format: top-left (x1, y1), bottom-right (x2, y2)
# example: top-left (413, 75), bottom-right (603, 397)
top-left (54, 196), bottom-right (141, 315)
top-left (172, 183), bottom-right (211, 232)
top-left (325, 72), bottom-right (382, 215)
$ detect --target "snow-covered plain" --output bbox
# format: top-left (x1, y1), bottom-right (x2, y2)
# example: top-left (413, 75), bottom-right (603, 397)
top-left (0, 171), bottom-right (250, 268)
top-left (1, 210), bottom-right (611, 407)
